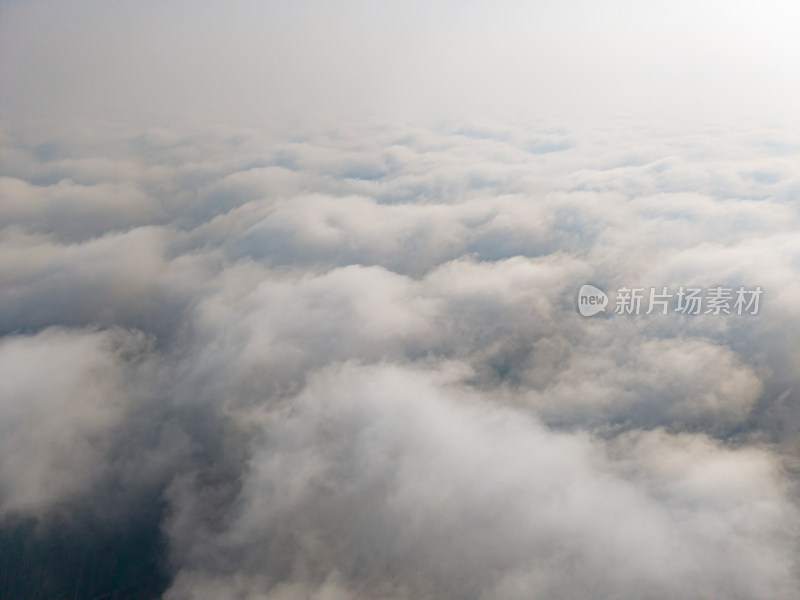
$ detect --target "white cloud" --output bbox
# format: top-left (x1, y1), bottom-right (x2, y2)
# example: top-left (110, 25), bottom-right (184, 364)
top-left (1, 104), bottom-right (799, 598)
top-left (0, 328), bottom-right (145, 514)
top-left (163, 363), bottom-right (798, 600)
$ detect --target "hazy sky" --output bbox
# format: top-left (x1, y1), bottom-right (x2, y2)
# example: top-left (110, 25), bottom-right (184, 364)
top-left (2, 0), bottom-right (799, 124)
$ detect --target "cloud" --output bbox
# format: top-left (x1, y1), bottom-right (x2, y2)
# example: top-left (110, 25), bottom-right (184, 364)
top-left (0, 328), bottom-right (135, 515)
top-left (163, 363), bottom-right (798, 600)
top-left (1, 114), bottom-right (799, 599)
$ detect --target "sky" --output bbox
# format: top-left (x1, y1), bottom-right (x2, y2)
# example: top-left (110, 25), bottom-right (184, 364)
top-left (1, 1), bottom-right (799, 599)
top-left (2, 0), bottom-right (799, 124)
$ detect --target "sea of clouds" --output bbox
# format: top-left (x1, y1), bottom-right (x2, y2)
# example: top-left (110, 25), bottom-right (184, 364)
top-left (1, 113), bottom-right (799, 598)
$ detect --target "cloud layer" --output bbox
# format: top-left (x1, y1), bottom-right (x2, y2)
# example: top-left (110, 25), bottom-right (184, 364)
top-left (1, 113), bottom-right (799, 599)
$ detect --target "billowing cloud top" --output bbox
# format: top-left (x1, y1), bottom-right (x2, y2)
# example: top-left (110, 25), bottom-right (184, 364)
top-left (1, 1), bottom-right (800, 599)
